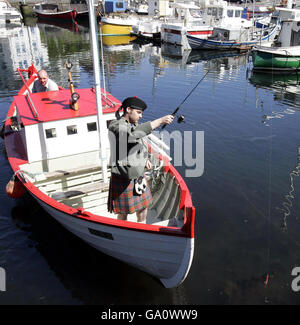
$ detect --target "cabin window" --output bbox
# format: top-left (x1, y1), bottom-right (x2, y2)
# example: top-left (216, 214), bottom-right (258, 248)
top-left (190, 9), bottom-right (202, 18)
top-left (87, 122), bottom-right (97, 132)
top-left (67, 125), bottom-right (78, 135)
top-left (207, 7), bottom-right (212, 15)
top-left (212, 8), bottom-right (217, 17)
top-left (218, 8), bottom-right (223, 17)
top-left (116, 2), bottom-right (124, 8)
top-left (235, 10), bottom-right (241, 17)
top-left (45, 128), bottom-right (57, 138)
top-left (227, 10), bottom-right (233, 18)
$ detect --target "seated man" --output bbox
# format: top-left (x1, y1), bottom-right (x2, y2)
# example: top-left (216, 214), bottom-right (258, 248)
top-left (32, 70), bottom-right (59, 93)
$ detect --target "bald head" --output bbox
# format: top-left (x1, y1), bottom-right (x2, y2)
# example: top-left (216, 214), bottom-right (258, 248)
top-left (37, 70), bottom-right (49, 87)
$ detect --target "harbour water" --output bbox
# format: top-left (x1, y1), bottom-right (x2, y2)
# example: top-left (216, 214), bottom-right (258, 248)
top-left (1, 20), bottom-right (300, 305)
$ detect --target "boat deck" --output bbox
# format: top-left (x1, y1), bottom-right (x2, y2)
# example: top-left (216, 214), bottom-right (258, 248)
top-left (29, 163), bottom-right (184, 228)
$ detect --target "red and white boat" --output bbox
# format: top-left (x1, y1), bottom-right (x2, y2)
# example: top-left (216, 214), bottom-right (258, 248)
top-left (161, 2), bottom-right (213, 50)
top-left (2, 2), bottom-right (195, 288)
top-left (33, 3), bottom-right (77, 21)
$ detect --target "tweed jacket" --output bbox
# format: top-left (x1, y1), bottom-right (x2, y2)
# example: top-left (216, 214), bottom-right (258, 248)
top-left (108, 117), bottom-right (152, 179)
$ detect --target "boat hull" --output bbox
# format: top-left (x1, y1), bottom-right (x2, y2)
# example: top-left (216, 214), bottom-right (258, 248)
top-left (32, 194), bottom-right (194, 288)
top-left (252, 47), bottom-right (300, 71)
top-left (100, 16), bottom-right (139, 36)
top-left (187, 34), bottom-right (254, 50)
top-left (101, 22), bottom-right (132, 35)
top-left (34, 10), bottom-right (77, 21)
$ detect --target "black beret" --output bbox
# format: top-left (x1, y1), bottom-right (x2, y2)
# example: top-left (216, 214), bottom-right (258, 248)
top-left (121, 96), bottom-right (147, 111)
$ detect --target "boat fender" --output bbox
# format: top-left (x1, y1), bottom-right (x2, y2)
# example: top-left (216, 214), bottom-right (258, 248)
top-left (6, 174), bottom-right (26, 199)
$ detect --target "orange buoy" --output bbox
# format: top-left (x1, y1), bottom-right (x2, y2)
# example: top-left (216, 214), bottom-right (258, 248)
top-left (6, 175), bottom-right (26, 198)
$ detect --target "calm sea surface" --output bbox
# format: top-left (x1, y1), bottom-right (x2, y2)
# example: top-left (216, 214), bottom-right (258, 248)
top-left (1, 20), bottom-right (300, 305)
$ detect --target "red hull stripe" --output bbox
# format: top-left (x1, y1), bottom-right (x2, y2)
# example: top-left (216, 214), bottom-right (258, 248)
top-left (188, 31), bottom-right (213, 35)
top-left (163, 29), bottom-right (212, 35)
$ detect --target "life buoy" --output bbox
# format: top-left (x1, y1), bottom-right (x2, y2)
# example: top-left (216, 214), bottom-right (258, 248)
top-left (6, 175), bottom-right (25, 198)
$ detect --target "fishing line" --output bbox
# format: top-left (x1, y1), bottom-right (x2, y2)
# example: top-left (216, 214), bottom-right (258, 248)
top-left (265, 117), bottom-right (273, 290)
top-left (279, 149), bottom-right (300, 231)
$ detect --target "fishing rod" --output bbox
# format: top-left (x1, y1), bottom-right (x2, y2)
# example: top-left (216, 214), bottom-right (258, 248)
top-left (162, 68), bottom-right (210, 129)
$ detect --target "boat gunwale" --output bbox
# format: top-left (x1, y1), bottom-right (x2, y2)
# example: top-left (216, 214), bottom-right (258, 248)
top-left (252, 46), bottom-right (300, 57)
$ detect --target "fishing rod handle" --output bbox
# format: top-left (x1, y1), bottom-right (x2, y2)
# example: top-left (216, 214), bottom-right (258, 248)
top-left (161, 108), bottom-right (178, 130)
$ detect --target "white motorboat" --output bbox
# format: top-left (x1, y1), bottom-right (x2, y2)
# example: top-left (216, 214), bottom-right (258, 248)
top-left (0, 0), bottom-right (22, 24)
top-left (160, 1), bottom-right (213, 49)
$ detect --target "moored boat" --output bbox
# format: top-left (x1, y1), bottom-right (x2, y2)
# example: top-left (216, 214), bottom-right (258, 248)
top-left (2, 1), bottom-right (195, 288)
top-left (187, 20), bottom-right (280, 51)
top-left (101, 15), bottom-right (141, 35)
top-left (160, 1), bottom-right (213, 49)
top-left (0, 0), bottom-right (22, 24)
top-left (251, 7), bottom-right (300, 71)
top-left (131, 18), bottom-right (162, 41)
top-left (251, 46), bottom-right (300, 71)
top-left (33, 3), bottom-right (77, 21)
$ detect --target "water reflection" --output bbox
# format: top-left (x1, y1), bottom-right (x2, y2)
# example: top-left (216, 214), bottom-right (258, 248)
top-left (0, 24), bottom-right (48, 94)
top-left (250, 71), bottom-right (300, 108)
top-left (9, 195), bottom-right (176, 304)
top-left (160, 44), bottom-right (248, 74)
top-left (277, 147), bottom-right (300, 231)
top-left (102, 35), bottom-right (136, 47)
top-left (37, 22), bottom-right (91, 89)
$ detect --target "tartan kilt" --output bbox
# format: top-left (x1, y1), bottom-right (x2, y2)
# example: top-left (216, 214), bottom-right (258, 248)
top-left (107, 174), bottom-right (152, 214)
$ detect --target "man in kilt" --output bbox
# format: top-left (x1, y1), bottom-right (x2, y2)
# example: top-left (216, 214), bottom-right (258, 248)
top-left (107, 96), bottom-right (174, 222)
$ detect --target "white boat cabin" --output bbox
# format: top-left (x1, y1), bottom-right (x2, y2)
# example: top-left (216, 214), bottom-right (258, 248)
top-left (200, 2), bottom-right (252, 29)
top-left (275, 7), bottom-right (300, 47)
top-left (12, 88), bottom-right (118, 173)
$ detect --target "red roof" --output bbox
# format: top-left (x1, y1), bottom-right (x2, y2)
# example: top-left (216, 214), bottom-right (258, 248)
top-left (14, 88), bottom-right (121, 126)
